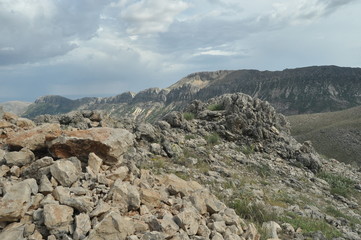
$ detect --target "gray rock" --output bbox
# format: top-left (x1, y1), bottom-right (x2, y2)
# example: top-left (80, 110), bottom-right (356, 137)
top-left (141, 231), bottom-right (165, 240)
top-left (39, 175), bottom-right (53, 193)
top-left (107, 179), bottom-right (140, 211)
top-left (0, 222), bottom-right (26, 240)
top-left (262, 221), bottom-right (281, 239)
top-left (4, 148), bottom-right (35, 167)
top-left (73, 213), bottom-right (91, 240)
top-left (43, 203), bottom-right (74, 234)
top-left (0, 179), bottom-right (38, 222)
top-left (50, 159), bottom-right (80, 187)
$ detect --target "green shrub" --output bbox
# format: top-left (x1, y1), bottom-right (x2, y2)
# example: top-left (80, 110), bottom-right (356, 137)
top-left (183, 112), bottom-right (195, 121)
top-left (205, 133), bottom-right (220, 145)
top-left (207, 103), bottom-right (224, 111)
top-left (241, 144), bottom-right (255, 155)
top-left (317, 172), bottom-right (355, 198)
top-left (185, 134), bottom-right (196, 140)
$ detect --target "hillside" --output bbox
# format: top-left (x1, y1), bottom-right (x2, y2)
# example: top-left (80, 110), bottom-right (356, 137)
top-left (22, 65), bottom-right (361, 120)
top-left (1, 93), bottom-right (361, 239)
top-left (288, 105), bottom-right (361, 166)
top-left (0, 101), bottom-right (31, 115)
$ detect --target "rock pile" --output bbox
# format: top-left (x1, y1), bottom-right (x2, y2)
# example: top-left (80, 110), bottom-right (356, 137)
top-left (0, 108), bottom-right (261, 240)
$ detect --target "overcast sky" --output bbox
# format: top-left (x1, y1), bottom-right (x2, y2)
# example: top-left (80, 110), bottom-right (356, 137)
top-left (0, 0), bottom-right (360, 102)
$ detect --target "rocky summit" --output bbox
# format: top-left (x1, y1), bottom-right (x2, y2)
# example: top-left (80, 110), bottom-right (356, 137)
top-left (0, 93), bottom-right (360, 240)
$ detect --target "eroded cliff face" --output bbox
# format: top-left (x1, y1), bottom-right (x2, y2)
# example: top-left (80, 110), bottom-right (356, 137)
top-left (23, 66), bottom-right (361, 122)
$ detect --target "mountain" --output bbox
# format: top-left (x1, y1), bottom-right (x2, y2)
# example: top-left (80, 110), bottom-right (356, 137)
top-left (0, 101), bottom-right (31, 115)
top-left (1, 93), bottom-right (360, 239)
top-left (22, 66), bottom-right (361, 121)
top-left (288, 105), bottom-right (361, 166)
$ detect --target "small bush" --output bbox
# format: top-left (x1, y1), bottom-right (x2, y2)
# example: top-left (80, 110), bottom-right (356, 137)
top-left (241, 144), bottom-right (255, 155)
top-left (205, 133), bottom-right (220, 145)
top-left (183, 112), bottom-right (195, 121)
top-left (230, 198), bottom-right (277, 224)
top-left (317, 172), bottom-right (355, 198)
top-left (185, 134), bottom-right (196, 140)
top-left (207, 103), bottom-right (224, 111)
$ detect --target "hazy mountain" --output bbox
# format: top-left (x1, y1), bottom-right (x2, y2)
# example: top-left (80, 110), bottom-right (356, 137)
top-left (0, 101), bottom-right (32, 115)
top-left (22, 65), bottom-right (361, 121)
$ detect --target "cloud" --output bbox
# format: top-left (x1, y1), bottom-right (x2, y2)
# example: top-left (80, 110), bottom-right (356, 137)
top-left (0, 0), bottom-right (111, 65)
top-left (119, 0), bottom-right (189, 35)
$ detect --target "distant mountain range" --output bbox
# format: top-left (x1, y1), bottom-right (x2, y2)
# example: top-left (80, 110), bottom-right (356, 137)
top-left (21, 65), bottom-right (361, 120)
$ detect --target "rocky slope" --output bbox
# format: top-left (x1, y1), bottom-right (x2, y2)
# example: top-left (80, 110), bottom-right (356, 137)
top-left (288, 105), bottom-right (361, 166)
top-left (1, 93), bottom-right (361, 239)
top-left (22, 66), bottom-right (361, 121)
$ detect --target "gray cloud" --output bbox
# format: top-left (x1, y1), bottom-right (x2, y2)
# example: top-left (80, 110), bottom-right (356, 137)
top-left (0, 0), bottom-right (111, 65)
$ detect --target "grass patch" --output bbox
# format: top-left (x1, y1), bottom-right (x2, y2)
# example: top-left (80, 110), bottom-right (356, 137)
top-left (230, 198), bottom-right (278, 224)
top-left (183, 112), bottom-right (195, 121)
top-left (317, 172), bottom-right (355, 198)
top-left (207, 103), bottom-right (224, 111)
top-left (247, 163), bottom-right (271, 178)
top-left (280, 212), bottom-right (342, 239)
top-left (325, 206), bottom-right (361, 227)
top-left (205, 133), bottom-right (220, 145)
top-left (185, 134), bottom-right (196, 140)
top-left (240, 144), bottom-right (255, 155)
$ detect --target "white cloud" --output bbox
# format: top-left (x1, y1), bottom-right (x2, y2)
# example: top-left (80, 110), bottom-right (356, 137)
top-left (119, 0), bottom-right (189, 34)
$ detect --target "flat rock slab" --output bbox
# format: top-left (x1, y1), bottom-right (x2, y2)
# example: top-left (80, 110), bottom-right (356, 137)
top-left (47, 127), bottom-right (134, 165)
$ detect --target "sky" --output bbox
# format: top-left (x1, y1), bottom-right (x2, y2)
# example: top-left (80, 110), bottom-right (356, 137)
top-left (0, 0), bottom-right (360, 102)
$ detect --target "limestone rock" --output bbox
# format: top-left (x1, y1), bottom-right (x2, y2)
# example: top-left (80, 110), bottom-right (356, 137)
top-left (262, 221), bottom-right (281, 239)
top-left (43, 204), bottom-right (74, 234)
top-left (88, 152), bottom-right (103, 175)
top-left (50, 159), bottom-right (80, 187)
top-left (108, 179), bottom-right (140, 211)
top-left (39, 175), bottom-right (53, 193)
top-left (0, 222), bottom-right (26, 240)
top-left (47, 127), bottom-right (135, 165)
top-left (73, 213), bottom-right (91, 240)
top-left (174, 207), bottom-right (200, 235)
top-left (6, 123), bottom-right (61, 150)
top-left (0, 179), bottom-right (38, 222)
top-left (88, 211), bottom-right (135, 240)
top-left (4, 148), bottom-right (35, 167)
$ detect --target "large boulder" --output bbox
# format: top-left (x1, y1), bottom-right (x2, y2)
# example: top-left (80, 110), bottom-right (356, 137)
top-left (6, 123), bottom-right (62, 150)
top-left (4, 148), bottom-right (35, 167)
top-left (47, 127), bottom-right (134, 165)
top-left (0, 179), bottom-right (38, 222)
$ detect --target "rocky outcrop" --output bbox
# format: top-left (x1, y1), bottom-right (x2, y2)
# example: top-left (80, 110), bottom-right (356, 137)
top-left (1, 93), bottom-right (360, 239)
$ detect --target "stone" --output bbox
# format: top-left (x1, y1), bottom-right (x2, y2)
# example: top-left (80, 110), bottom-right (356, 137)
top-left (90, 200), bottom-right (111, 218)
top-left (47, 127), bottom-right (135, 165)
top-left (53, 186), bottom-right (94, 213)
top-left (88, 211), bottom-right (135, 240)
top-left (108, 179), bottom-right (140, 211)
top-left (141, 188), bottom-right (162, 209)
top-left (6, 123), bottom-right (62, 151)
top-left (73, 213), bottom-right (91, 240)
top-left (210, 221), bottom-right (227, 234)
top-left (261, 221), bottom-right (281, 239)
top-left (211, 232), bottom-right (224, 240)
top-left (160, 174), bottom-right (199, 197)
top-left (0, 222), bottom-right (26, 240)
top-left (159, 214), bottom-right (180, 237)
top-left (16, 118), bottom-right (36, 129)
top-left (22, 156), bottom-right (54, 180)
top-left (39, 175), bottom-right (53, 193)
top-left (43, 204), bottom-right (74, 234)
top-left (106, 166), bottom-right (129, 181)
top-left (174, 207), bottom-right (200, 235)
top-left (141, 231), bottom-right (165, 240)
top-left (0, 179), bottom-right (38, 222)
top-left (50, 159), bottom-right (80, 187)
top-left (88, 152), bottom-right (103, 175)
top-left (4, 148), bottom-right (35, 167)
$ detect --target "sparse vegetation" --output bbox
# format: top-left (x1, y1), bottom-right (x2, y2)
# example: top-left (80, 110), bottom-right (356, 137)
top-left (317, 172), bottom-right (355, 198)
top-left (279, 212), bottom-right (342, 239)
top-left (183, 112), bottom-right (195, 120)
top-left (207, 103), bottom-right (224, 111)
top-left (185, 134), bottom-right (196, 140)
top-left (241, 144), bottom-right (255, 155)
top-left (325, 206), bottom-right (361, 227)
top-left (205, 132), bottom-right (220, 145)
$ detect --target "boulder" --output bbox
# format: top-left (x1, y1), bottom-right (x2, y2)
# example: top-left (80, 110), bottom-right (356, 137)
top-left (0, 222), bottom-right (26, 240)
top-left (43, 204), bottom-right (74, 234)
top-left (174, 207), bottom-right (200, 235)
top-left (88, 211), bottom-right (135, 240)
top-left (4, 148), bottom-right (35, 167)
top-left (107, 179), bottom-right (140, 211)
top-left (50, 159), bottom-right (80, 187)
top-left (47, 127), bottom-right (134, 165)
top-left (262, 221), bottom-right (281, 239)
top-left (0, 179), bottom-right (38, 222)
top-left (73, 213), bottom-right (91, 240)
top-left (87, 152), bottom-right (103, 175)
top-left (6, 123), bottom-right (62, 150)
